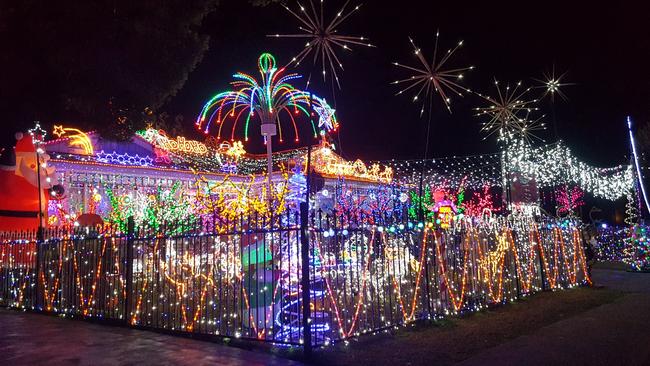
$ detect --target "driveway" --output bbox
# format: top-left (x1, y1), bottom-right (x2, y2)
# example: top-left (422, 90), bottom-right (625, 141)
top-left (0, 309), bottom-right (303, 366)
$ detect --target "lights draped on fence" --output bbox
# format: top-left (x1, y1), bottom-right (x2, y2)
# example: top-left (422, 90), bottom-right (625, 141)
top-left (0, 214), bottom-right (590, 347)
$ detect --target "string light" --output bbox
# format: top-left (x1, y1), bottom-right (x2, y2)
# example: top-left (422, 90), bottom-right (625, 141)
top-left (506, 138), bottom-right (633, 201)
top-left (28, 121), bottom-right (47, 144)
top-left (311, 145), bottom-right (393, 183)
top-left (1, 196), bottom-right (592, 348)
top-left (475, 80), bottom-right (540, 141)
top-left (1, 113), bottom-right (616, 349)
top-left (533, 65), bottom-right (575, 103)
top-left (269, 0), bottom-right (374, 88)
top-left (393, 31), bottom-right (473, 115)
top-left (51, 125), bottom-right (94, 155)
top-left (555, 185), bottom-right (585, 215)
top-left (96, 151), bottom-right (154, 167)
top-left (137, 128), bottom-right (208, 155)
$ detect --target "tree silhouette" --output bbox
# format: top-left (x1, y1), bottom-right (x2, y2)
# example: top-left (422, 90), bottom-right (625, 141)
top-left (0, 0), bottom-right (273, 141)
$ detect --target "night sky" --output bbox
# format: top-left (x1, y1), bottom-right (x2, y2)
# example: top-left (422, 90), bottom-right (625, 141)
top-left (3, 1), bottom-right (649, 166)
top-left (163, 0), bottom-right (649, 165)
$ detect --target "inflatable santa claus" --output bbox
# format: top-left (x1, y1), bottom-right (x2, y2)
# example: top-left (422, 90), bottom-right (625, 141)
top-left (0, 132), bottom-right (55, 231)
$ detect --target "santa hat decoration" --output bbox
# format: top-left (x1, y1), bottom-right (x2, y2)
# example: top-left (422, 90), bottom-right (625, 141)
top-left (14, 132), bottom-right (36, 153)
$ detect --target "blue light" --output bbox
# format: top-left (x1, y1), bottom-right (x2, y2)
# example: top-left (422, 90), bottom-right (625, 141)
top-left (96, 151), bottom-right (154, 166)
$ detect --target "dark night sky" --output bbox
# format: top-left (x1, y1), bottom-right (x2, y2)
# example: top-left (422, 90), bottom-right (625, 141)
top-left (3, 1), bottom-right (650, 167)
top-left (165, 0), bottom-right (649, 165)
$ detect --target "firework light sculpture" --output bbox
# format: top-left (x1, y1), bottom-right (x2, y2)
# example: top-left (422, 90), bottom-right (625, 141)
top-left (269, 0), bottom-right (374, 88)
top-left (534, 65), bottom-right (574, 139)
top-left (475, 80), bottom-right (543, 141)
top-left (519, 114), bottom-right (547, 143)
top-left (393, 31), bottom-right (474, 116)
top-left (392, 31), bottom-right (472, 221)
top-left (196, 53), bottom-right (338, 187)
top-left (534, 65), bottom-right (575, 103)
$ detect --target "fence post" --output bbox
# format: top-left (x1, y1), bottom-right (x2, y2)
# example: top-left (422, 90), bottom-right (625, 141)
top-left (512, 247), bottom-right (521, 298)
top-left (423, 230), bottom-right (432, 318)
top-left (299, 201), bottom-right (312, 356)
top-left (124, 217), bottom-right (135, 324)
top-left (537, 231), bottom-right (547, 291)
top-left (34, 227), bottom-right (44, 310)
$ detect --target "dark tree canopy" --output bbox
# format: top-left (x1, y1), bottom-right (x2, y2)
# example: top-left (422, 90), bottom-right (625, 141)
top-left (0, 0), bottom-right (243, 141)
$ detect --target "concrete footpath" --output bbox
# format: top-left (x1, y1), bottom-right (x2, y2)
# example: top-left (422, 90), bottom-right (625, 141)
top-left (456, 269), bottom-right (650, 366)
top-left (1, 268), bottom-right (648, 365)
top-left (0, 309), bottom-right (302, 366)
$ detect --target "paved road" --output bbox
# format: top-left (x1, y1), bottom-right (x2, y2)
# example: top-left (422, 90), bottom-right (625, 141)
top-left (456, 268), bottom-right (650, 366)
top-left (0, 310), bottom-right (302, 366)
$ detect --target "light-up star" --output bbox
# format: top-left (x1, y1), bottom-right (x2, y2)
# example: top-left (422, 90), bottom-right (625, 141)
top-left (313, 104), bottom-right (336, 131)
top-left (53, 125), bottom-right (66, 138)
top-left (28, 122), bottom-right (47, 143)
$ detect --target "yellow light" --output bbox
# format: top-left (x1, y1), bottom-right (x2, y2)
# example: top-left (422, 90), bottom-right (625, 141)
top-left (140, 128), bottom-right (208, 155)
top-left (52, 125), bottom-right (94, 155)
top-left (311, 145), bottom-right (393, 183)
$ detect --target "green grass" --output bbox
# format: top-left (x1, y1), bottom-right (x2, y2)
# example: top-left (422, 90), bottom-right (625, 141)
top-left (309, 287), bottom-right (622, 366)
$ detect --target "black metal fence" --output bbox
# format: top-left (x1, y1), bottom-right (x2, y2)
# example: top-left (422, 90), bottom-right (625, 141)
top-left (1, 213), bottom-right (591, 350)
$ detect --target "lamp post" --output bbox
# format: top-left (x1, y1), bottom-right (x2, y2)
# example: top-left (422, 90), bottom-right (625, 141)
top-left (261, 118), bottom-right (277, 205)
top-left (35, 145), bottom-right (43, 231)
top-left (299, 92), bottom-right (315, 356)
top-left (30, 121), bottom-right (45, 234)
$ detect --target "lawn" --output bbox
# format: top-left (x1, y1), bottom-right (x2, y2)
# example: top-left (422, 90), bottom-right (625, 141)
top-left (310, 286), bottom-right (622, 366)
